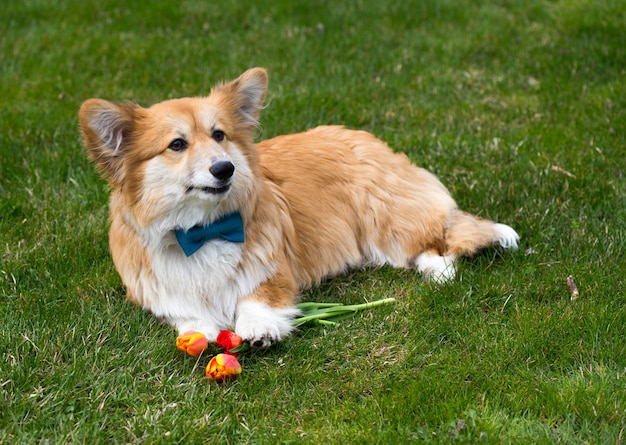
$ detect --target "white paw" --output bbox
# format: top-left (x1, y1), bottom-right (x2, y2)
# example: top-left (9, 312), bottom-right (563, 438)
top-left (493, 223), bottom-right (520, 250)
top-left (173, 319), bottom-right (220, 342)
top-left (415, 252), bottom-right (457, 283)
top-left (235, 300), bottom-right (300, 348)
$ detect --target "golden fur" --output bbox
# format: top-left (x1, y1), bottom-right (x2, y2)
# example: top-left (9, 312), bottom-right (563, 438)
top-left (79, 68), bottom-right (519, 347)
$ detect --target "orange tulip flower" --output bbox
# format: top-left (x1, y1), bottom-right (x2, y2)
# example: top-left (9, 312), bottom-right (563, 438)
top-left (206, 353), bottom-right (242, 382)
top-left (176, 331), bottom-right (209, 357)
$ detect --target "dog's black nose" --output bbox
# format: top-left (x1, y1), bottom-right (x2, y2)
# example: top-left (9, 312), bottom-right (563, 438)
top-left (209, 161), bottom-right (235, 180)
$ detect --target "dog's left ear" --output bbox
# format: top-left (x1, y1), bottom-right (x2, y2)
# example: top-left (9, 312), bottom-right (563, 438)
top-left (213, 68), bottom-right (268, 128)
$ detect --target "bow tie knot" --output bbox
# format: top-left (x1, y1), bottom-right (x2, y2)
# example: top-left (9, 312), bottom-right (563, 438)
top-left (175, 212), bottom-right (245, 256)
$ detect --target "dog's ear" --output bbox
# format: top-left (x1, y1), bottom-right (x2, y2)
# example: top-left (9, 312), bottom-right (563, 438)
top-left (213, 68), bottom-right (268, 129)
top-left (79, 99), bottom-right (138, 185)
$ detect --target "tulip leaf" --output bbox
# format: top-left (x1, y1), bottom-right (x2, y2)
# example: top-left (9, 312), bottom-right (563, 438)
top-left (229, 343), bottom-right (252, 353)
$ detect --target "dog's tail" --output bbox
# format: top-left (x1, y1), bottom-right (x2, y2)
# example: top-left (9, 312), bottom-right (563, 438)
top-left (444, 210), bottom-right (519, 257)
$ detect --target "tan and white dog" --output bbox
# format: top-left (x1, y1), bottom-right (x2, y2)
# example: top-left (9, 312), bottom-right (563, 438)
top-left (79, 68), bottom-right (519, 349)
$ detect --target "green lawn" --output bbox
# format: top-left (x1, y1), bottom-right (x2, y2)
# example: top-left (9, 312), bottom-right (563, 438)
top-left (1, 0), bottom-right (625, 443)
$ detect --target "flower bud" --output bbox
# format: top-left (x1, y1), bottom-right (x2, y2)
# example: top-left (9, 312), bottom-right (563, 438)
top-left (176, 331), bottom-right (208, 357)
top-left (206, 353), bottom-right (242, 382)
top-left (216, 330), bottom-right (243, 355)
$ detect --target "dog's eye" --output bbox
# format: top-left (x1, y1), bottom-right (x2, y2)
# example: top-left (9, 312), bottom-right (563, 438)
top-left (212, 129), bottom-right (225, 143)
top-left (168, 138), bottom-right (188, 152)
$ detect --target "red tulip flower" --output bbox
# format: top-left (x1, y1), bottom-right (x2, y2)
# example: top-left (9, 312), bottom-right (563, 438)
top-left (176, 331), bottom-right (209, 357)
top-left (216, 330), bottom-right (244, 355)
top-left (206, 353), bottom-right (242, 382)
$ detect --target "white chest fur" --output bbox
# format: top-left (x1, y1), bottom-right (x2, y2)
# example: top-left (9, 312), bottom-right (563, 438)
top-left (140, 233), bottom-right (268, 330)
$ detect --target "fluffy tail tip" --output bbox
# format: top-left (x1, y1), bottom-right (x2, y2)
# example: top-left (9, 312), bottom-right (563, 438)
top-left (493, 223), bottom-right (520, 250)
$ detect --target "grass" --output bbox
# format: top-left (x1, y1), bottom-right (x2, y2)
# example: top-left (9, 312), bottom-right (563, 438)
top-left (1, 0), bottom-right (625, 442)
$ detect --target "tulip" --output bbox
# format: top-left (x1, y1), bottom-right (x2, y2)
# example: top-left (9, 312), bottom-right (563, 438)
top-left (216, 330), bottom-right (243, 354)
top-left (176, 331), bottom-right (209, 357)
top-left (206, 353), bottom-right (242, 382)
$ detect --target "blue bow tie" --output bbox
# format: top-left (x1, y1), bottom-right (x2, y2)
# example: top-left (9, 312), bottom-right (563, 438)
top-left (174, 211), bottom-right (245, 256)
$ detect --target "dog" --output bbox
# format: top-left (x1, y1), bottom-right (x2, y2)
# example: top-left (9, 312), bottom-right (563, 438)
top-left (79, 68), bottom-right (519, 350)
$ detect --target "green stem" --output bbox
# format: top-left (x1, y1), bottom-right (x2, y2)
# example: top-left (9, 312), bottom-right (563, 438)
top-left (295, 302), bottom-right (343, 310)
top-left (293, 297), bottom-right (396, 327)
top-left (315, 319), bottom-right (337, 326)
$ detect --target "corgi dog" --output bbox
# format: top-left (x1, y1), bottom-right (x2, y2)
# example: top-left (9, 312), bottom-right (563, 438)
top-left (79, 68), bottom-right (519, 349)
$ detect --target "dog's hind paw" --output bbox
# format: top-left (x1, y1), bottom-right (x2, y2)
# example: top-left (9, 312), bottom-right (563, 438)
top-left (415, 252), bottom-right (457, 283)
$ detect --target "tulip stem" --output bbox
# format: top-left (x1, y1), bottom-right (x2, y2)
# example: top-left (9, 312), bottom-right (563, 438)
top-left (294, 302), bottom-right (343, 310)
top-left (293, 297), bottom-right (396, 327)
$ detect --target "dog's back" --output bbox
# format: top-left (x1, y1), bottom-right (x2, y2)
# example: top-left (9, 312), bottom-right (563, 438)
top-left (257, 125), bottom-right (458, 287)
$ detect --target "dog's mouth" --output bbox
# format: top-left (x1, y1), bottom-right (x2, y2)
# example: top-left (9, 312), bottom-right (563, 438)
top-left (187, 184), bottom-right (231, 195)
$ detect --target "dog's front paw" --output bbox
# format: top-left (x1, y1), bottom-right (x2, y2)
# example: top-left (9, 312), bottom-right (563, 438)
top-left (245, 334), bottom-right (276, 349)
top-left (235, 300), bottom-right (300, 349)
